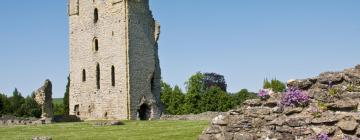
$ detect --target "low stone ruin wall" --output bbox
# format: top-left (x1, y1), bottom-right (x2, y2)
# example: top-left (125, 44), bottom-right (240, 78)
top-left (199, 65), bottom-right (360, 140)
top-left (161, 112), bottom-right (226, 121)
top-left (0, 115), bottom-right (51, 126)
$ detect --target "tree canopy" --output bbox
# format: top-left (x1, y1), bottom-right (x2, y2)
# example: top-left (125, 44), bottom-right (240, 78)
top-left (161, 72), bottom-right (257, 115)
top-left (0, 89), bottom-right (41, 117)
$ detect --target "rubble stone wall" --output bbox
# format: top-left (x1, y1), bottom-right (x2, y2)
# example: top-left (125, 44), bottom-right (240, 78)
top-left (200, 65), bottom-right (360, 140)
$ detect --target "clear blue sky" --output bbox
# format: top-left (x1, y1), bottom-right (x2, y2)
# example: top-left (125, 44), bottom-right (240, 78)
top-left (1, 0), bottom-right (359, 98)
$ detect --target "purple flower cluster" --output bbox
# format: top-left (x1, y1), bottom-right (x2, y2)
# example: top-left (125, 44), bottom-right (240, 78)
top-left (328, 81), bottom-right (334, 88)
top-left (310, 106), bottom-right (319, 113)
top-left (310, 106), bottom-right (321, 117)
top-left (258, 89), bottom-right (269, 98)
top-left (281, 88), bottom-right (309, 107)
top-left (317, 133), bottom-right (330, 140)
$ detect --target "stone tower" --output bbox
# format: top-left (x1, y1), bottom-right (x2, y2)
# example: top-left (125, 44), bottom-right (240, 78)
top-left (68, 0), bottom-right (162, 120)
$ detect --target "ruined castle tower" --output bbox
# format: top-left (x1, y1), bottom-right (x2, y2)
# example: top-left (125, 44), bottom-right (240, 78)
top-left (68, 0), bottom-right (162, 120)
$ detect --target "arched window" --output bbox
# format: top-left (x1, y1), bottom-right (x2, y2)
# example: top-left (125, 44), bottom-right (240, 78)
top-left (93, 38), bottom-right (99, 51)
top-left (82, 69), bottom-right (86, 82)
top-left (96, 64), bottom-right (100, 89)
top-left (111, 66), bottom-right (115, 87)
top-left (94, 8), bottom-right (99, 23)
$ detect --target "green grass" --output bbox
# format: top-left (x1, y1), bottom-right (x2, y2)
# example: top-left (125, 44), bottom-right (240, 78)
top-left (52, 98), bottom-right (63, 105)
top-left (0, 120), bottom-right (208, 140)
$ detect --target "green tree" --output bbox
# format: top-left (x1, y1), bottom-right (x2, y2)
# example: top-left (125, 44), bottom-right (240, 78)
top-left (263, 78), bottom-right (286, 93)
top-left (263, 79), bottom-right (271, 89)
top-left (270, 79), bottom-right (286, 93)
top-left (161, 72), bottom-right (253, 115)
top-left (8, 88), bottom-right (25, 116)
top-left (183, 72), bottom-right (204, 114)
top-left (0, 94), bottom-right (10, 114)
top-left (232, 89), bottom-right (257, 106)
top-left (185, 72), bottom-right (205, 95)
top-left (54, 103), bottom-right (65, 116)
top-left (19, 93), bottom-right (41, 118)
top-left (203, 73), bottom-right (227, 92)
top-left (160, 81), bottom-right (185, 115)
top-left (64, 76), bottom-right (70, 115)
top-left (168, 86), bottom-right (185, 115)
top-left (160, 81), bottom-right (174, 113)
top-left (0, 94), bottom-right (4, 114)
top-left (200, 87), bottom-right (232, 112)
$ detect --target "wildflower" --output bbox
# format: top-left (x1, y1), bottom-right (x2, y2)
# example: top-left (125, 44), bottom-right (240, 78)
top-left (258, 89), bottom-right (270, 100)
top-left (328, 81), bottom-right (333, 88)
top-left (281, 88), bottom-right (309, 107)
top-left (310, 106), bottom-right (321, 118)
top-left (317, 133), bottom-right (330, 140)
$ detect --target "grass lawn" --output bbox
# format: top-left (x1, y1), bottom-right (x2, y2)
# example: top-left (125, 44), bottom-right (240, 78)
top-left (0, 120), bottom-right (208, 140)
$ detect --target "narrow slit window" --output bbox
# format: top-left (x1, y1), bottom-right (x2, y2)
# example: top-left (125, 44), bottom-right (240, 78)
top-left (94, 38), bottom-right (99, 51)
top-left (82, 69), bottom-right (86, 82)
top-left (96, 64), bottom-right (100, 89)
top-left (94, 8), bottom-right (99, 23)
top-left (111, 66), bottom-right (115, 87)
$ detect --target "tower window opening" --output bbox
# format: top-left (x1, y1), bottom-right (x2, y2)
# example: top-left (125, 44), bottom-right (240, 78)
top-left (94, 38), bottom-right (99, 51)
top-left (96, 64), bottom-right (100, 89)
top-left (94, 8), bottom-right (99, 23)
top-left (111, 66), bottom-right (115, 87)
top-left (82, 69), bottom-right (86, 82)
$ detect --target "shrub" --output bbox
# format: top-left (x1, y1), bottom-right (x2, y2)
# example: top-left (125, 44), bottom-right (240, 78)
top-left (281, 88), bottom-right (309, 107)
top-left (317, 102), bottom-right (327, 111)
top-left (21, 93), bottom-right (41, 118)
top-left (346, 83), bottom-right (355, 92)
top-left (328, 87), bottom-right (339, 96)
top-left (54, 103), bottom-right (65, 116)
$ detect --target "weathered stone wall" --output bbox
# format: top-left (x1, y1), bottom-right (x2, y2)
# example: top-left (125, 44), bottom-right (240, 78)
top-left (199, 65), bottom-right (360, 140)
top-left (69, 0), bottom-right (161, 120)
top-left (127, 0), bottom-right (162, 120)
top-left (0, 115), bottom-right (48, 126)
top-left (34, 80), bottom-right (53, 119)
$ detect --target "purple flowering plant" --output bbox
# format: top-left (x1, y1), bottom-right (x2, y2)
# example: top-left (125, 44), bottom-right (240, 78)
top-left (328, 81), bottom-right (340, 96)
top-left (310, 106), bottom-right (321, 118)
top-left (258, 89), bottom-right (270, 100)
top-left (317, 133), bottom-right (330, 140)
top-left (328, 81), bottom-right (334, 88)
top-left (281, 88), bottom-right (309, 107)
